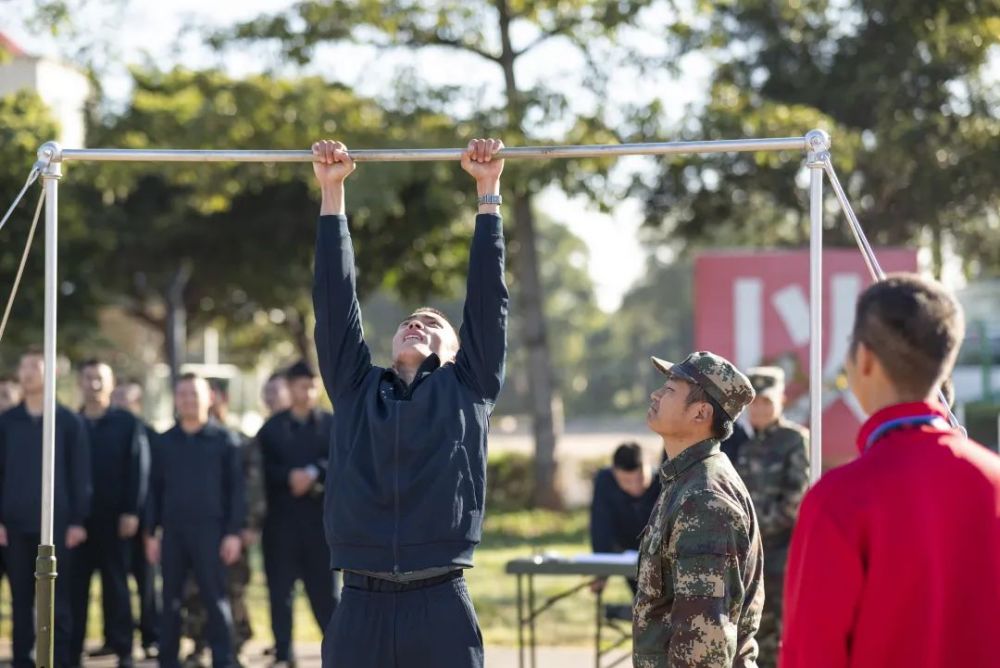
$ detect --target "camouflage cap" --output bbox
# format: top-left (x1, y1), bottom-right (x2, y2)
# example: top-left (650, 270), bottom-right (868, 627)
top-left (747, 366), bottom-right (785, 401)
top-left (650, 351), bottom-right (755, 421)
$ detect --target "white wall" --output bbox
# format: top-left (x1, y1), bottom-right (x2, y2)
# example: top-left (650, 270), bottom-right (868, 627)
top-left (0, 55), bottom-right (90, 147)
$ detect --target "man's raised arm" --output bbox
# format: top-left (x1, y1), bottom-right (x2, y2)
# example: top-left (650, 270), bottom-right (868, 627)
top-left (454, 138), bottom-right (510, 404)
top-left (311, 140), bottom-right (374, 401)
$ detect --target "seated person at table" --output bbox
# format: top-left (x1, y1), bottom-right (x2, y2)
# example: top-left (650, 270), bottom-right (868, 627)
top-left (589, 442), bottom-right (660, 596)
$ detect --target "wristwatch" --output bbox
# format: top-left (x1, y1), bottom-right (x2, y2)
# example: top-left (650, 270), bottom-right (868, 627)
top-left (477, 194), bottom-right (503, 206)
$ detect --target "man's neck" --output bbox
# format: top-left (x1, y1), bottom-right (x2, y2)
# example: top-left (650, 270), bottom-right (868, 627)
top-left (291, 403), bottom-right (313, 420)
top-left (864, 385), bottom-right (935, 418)
top-left (25, 392), bottom-right (43, 416)
top-left (180, 417), bottom-right (208, 434)
top-left (662, 432), bottom-right (714, 461)
top-left (393, 363), bottom-right (419, 387)
top-left (82, 399), bottom-right (109, 420)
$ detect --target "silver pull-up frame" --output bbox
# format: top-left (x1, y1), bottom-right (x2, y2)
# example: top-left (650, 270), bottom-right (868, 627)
top-left (29, 128), bottom-right (859, 667)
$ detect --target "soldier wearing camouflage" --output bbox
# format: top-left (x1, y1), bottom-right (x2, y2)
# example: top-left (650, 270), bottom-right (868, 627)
top-left (734, 367), bottom-right (809, 668)
top-left (634, 351), bottom-right (764, 668)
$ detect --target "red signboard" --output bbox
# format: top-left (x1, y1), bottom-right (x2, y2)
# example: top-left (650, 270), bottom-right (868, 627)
top-left (694, 249), bottom-right (918, 467)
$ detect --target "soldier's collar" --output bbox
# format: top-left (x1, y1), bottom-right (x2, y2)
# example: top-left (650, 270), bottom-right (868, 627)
top-left (659, 438), bottom-right (721, 483)
top-left (757, 419), bottom-right (782, 437)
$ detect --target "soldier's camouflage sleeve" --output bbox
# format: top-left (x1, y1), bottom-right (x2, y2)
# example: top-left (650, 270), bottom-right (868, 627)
top-left (667, 491), bottom-right (756, 667)
top-left (758, 433), bottom-right (810, 538)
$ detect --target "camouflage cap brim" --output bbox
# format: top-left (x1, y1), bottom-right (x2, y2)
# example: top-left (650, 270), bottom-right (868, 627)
top-left (651, 357), bottom-right (697, 385)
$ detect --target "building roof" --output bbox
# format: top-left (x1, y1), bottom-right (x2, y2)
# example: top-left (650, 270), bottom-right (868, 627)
top-left (0, 33), bottom-right (27, 58)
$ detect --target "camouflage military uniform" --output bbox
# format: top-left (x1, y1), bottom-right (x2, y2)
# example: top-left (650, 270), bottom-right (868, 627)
top-left (635, 352), bottom-right (764, 668)
top-left (734, 367), bottom-right (810, 668)
top-left (182, 431), bottom-right (265, 660)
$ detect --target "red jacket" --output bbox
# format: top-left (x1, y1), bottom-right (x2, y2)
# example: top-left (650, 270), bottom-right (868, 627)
top-left (780, 401), bottom-right (1000, 668)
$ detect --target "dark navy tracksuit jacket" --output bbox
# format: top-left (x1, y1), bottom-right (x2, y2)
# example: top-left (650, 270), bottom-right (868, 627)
top-left (0, 402), bottom-right (91, 668)
top-left (314, 213), bottom-right (508, 576)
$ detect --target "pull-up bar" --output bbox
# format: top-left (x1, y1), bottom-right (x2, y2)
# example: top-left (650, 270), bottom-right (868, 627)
top-left (44, 136), bottom-right (811, 164)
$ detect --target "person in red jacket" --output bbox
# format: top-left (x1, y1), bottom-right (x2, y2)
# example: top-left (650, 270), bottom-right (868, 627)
top-left (780, 273), bottom-right (1000, 668)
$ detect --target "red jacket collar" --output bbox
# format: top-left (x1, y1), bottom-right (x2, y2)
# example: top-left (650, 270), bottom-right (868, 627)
top-left (855, 401), bottom-right (949, 454)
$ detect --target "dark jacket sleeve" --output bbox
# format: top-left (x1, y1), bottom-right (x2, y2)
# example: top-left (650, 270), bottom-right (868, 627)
top-left (0, 417), bottom-right (6, 525)
top-left (454, 214), bottom-right (509, 404)
top-left (258, 419), bottom-right (291, 491)
top-left (223, 434), bottom-right (246, 536)
top-left (313, 214), bottom-right (374, 401)
top-left (123, 414), bottom-right (150, 516)
top-left (590, 469), bottom-right (619, 553)
top-left (146, 433), bottom-right (164, 532)
top-left (67, 411), bottom-right (92, 527)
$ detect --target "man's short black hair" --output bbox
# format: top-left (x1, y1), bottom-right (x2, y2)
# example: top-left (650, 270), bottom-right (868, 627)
top-left (612, 442), bottom-right (643, 471)
top-left (680, 379), bottom-right (735, 441)
top-left (78, 358), bottom-right (106, 371)
top-left (285, 360), bottom-right (317, 380)
top-left (850, 273), bottom-right (964, 399)
top-left (20, 346), bottom-right (43, 361)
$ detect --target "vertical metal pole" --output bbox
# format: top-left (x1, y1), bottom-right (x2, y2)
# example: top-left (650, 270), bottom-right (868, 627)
top-left (35, 142), bottom-right (62, 668)
top-left (805, 130), bottom-right (830, 484)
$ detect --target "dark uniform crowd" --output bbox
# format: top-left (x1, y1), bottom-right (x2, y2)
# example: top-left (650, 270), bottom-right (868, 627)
top-left (0, 355), bottom-right (335, 668)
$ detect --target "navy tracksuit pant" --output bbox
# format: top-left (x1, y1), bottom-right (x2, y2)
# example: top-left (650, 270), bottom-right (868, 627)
top-left (322, 571), bottom-right (483, 668)
top-left (6, 530), bottom-right (74, 668)
top-left (262, 508), bottom-right (338, 662)
top-left (70, 516), bottom-right (134, 662)
top-left (131, 527), bottom-right (160, 648)
top-left (159, 523), bottom-right (233, 668)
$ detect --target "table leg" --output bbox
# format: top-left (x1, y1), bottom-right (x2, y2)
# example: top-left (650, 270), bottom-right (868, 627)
top-left (595, 582), bottom-right (603, 668)
top-left (517, 574), bottom-right (525, 668)
top-left (529, 574), bottom-right (537, 668)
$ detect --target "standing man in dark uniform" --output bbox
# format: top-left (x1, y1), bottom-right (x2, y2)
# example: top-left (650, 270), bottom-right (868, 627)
top-left (589, 442), bottom-right (660, 599)
top-left (71, 360), bottom-right (149, 668)
top-left (111, 379), bottom-right (161, 659)
top-left (145, 373), bottom-right (245, 668)
top-left (311, 137), bottom-right (508, 668)
top-left (0, 348), bottom-right (92, 668)
top-left (180, 381), bottom-right (258, 666)
top-left (258, 360), bottom-right (334, 666)
top-left (634, 351), bottom-right (763, 668)
top-left (734, 367), bottom-right (809, 668)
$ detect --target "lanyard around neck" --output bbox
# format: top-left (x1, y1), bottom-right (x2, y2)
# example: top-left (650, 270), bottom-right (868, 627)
top-left (865, 414), bottom-right (951, 452)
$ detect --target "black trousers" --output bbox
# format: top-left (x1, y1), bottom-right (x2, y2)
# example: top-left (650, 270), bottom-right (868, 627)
top-left (130, 527), bottom-right (160, 647)
top-left (322, 571), bottom-right (483, 668)
top-left (263, 510), bottom-right (338, 661)
top-left (159, 523), bottom-right (233, 668)
top-left (70, 516), bottom-right (134, 662)
top-left (6, 529), bottom-right (74, 668)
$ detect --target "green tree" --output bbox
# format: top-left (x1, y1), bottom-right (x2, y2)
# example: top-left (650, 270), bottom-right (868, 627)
top-left (223, 0), bottom-right (665, 507)
top-left (76, 67), bottom-right (477, 380)
top-left (638, 0), bottom-right (1000, 277)
top-left (0, 90), bottom-right (101, 366)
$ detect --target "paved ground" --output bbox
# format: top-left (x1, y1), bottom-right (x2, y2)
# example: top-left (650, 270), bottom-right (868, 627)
top-left (0, 640), bottom-right (618, 667)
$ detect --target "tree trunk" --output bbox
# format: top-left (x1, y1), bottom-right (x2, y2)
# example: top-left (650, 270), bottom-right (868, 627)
top-left (287, 306), bottom-right (318, 370)
top-left (497, 0), bottom-right (564, 509)
top-left (164, 262), bottom-right (192, 387)
top-left (512, 195), bottom-right (564, 509)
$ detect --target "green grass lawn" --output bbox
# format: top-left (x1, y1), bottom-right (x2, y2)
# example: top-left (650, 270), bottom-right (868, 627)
top-left (1, 510), bottom-right (633, 649)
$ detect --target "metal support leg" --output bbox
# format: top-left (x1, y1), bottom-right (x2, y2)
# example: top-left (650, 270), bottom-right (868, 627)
top-left (805, 130), bottom-right (830, 484)
top-left (517, 574), bottom-right (525, 668)
top-left (528, 574), bottom-right (537, 668)
top-left (595, 584), bottom-right (603, 668)
top-left (36, 142), bottom-right (62, 668)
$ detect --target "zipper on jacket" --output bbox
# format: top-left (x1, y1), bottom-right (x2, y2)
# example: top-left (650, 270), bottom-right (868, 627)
top-left (392, 402), bottom-right (401, 574)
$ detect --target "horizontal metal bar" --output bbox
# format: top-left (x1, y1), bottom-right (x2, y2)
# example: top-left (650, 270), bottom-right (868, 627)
top-left (55, 136), bottom-right (809, 164)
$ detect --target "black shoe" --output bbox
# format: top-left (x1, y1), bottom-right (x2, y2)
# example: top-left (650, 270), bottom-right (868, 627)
top-left (119, 656), bottom-right (136, 668)
top-left (88, 645), bottom-right (117, 658)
